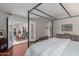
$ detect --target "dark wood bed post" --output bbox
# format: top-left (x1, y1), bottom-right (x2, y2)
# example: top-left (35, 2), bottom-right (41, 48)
top-left (52, 20), bottom-right (53, 37)
top-left (28, 11), bottom-right (30, 48)
top-left (6, 17), bottom-right (8, 49)
top-left (28, 3), bottom-right (42, 48)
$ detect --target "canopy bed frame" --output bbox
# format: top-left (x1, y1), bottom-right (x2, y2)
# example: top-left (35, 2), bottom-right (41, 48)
top-left (28, 3), bottom-right (79, 48)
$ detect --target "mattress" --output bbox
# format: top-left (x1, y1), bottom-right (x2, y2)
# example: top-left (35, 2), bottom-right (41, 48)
top-left (61, 41), bottom-right (79, 56)
top-left (25, 37), bottom-right (79, 56)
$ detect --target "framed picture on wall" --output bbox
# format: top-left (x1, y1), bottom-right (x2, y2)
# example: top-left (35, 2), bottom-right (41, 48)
top-left (61, 24), bottom-right (73, 31)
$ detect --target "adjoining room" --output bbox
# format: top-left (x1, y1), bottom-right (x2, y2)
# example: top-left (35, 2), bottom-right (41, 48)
top-left (12, 15), bottom-right (28, 45)
top-left (0, 3), bottom-right (39, 56)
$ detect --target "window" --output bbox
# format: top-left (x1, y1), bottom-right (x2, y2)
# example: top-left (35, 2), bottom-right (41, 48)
top-left (61, 24), bottom-right (72, 31)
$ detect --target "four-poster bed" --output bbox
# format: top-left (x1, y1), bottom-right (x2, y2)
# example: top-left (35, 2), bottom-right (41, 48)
top-left (27, 3), bottom-right (79, 56)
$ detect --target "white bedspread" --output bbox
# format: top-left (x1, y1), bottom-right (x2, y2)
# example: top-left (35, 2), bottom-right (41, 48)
top-left (61, 41), bottom-right (79, 56)
top-left (25, 38), bottom-right (79, 56)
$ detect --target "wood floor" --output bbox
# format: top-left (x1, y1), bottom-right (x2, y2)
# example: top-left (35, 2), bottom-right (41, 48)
top-left (0, 42), bottom-right (28, 56)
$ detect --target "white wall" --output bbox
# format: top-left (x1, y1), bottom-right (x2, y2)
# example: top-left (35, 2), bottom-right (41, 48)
top-left (53, 16), bottom-right (79, 37)
top-left (12, 15), bottom-right (28, 23)
top-left (32, 18), bottom-right (49, 40)
top-left (0, 11), bottom-right (7, 32)
top-left (36, 21), bottom-right (48, 39)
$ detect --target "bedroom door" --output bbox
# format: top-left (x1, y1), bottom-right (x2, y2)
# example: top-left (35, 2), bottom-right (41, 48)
top-left (8, 16), bottom-right (13, 49)
top-left (29, 21), bottom-right (36, 41)
top-left (48, 21), bottom-right (52, 38)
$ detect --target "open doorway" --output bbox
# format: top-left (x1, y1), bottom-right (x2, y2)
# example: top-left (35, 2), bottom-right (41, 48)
top-left (12, 20), bottom-right (28, 45)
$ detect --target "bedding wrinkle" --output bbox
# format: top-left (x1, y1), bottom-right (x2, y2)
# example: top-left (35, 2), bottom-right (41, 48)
top-left (26, 38), bottom-right (71, 56)
top-left (26, 38), bottom-right (61, 55)
top-left (26, 38), bottom-right (79, 56)
top-left (40, 39), bottom-right (70, 56)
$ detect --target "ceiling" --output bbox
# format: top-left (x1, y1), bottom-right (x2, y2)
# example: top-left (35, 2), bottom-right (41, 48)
top-left (0, 3), bottom-right (38, 18)
top-left (31, 3), bottom-right (79, 20)
top-left (0, 3), bottom-right (79, 20)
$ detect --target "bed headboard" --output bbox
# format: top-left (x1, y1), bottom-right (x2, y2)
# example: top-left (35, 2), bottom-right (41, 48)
top-left (56, 33), bottom-right (79, 41)
top-left (34, 36), bottom-right (48, 43)
top-left (56, 33), bottom-right (71, 39)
